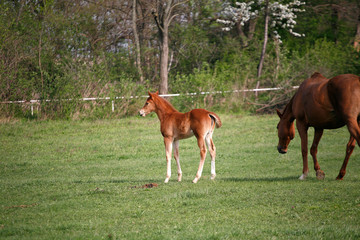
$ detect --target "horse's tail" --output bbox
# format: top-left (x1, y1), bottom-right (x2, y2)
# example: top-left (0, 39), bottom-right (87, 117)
top-left (209, 112), bottom-right (222, 128)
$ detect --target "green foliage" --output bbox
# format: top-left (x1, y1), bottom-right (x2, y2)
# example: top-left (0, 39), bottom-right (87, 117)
top-left (1, 116), bottom-right (360, 239)
top-left (1, 0), bottom-right (360, 119)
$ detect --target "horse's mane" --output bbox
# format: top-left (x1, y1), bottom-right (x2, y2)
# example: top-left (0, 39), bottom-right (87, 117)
top-left (282, 94), bottom-right (295, 122)
top-left (153, 94), bottom-right (179, 113)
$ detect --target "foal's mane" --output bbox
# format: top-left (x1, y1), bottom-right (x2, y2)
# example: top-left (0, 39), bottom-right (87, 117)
top-left (152, 94), bottom-right (179, 113)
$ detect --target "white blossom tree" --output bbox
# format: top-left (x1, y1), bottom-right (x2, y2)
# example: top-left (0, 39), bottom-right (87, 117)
top-left (217, 0), bottom-right (305, 79)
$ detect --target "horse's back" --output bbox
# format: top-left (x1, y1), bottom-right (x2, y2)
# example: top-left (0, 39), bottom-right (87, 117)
top-left (328, 74), bottom-right (360, 92)
top-left (293, 73), bottom-right (355, 129)
top-left (293, 73), bottom-right (330, 122)
top-left (327, 74), bottom-right (360, 118)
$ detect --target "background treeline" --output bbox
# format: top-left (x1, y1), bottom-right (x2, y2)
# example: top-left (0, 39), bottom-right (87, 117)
top-left (1, 0), bottom-right (360, 119)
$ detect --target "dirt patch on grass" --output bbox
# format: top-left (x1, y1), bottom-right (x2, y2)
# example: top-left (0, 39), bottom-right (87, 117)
top-left (5, 203), bottom-right (37, 209)
top-left (131, 183), bottom-right (159, 189)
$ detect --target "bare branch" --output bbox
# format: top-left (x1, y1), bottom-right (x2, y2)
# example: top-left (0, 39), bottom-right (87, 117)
top-left (168, 13), bottom-right (179, 25)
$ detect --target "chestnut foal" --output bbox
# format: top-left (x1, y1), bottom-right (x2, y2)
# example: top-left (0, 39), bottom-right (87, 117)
top-left (139, 91), bottom-right (222, 183)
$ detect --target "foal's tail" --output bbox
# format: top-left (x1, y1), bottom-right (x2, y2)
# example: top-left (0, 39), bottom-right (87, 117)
top-left (209, 112), bottom-right (222, 128)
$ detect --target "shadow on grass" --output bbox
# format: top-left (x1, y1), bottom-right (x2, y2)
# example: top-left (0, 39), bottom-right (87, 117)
top-left (222, 176), bottom-right (360, 182)
top-left (72, 179), bottom-right (163, 184)
top-left (222, 176), bottom-right (299, 182)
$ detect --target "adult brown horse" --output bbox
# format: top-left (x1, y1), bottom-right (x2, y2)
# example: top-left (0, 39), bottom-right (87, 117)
top-left (139, 91), bottom-right (222, 183)
top-left (277, 72), bottom-right (360, 180)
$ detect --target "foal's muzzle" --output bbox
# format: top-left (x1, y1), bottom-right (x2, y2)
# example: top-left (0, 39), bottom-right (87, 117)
top-left (139, 109), bottom-right (146, 117)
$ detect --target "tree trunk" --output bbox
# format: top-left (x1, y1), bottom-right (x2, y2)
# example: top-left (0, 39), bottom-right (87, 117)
top-left (257, 0), bottom-right (269, 79)
top-left (153, 0), bottom-right (173, 95)
top-left (275, 39), bottom-right (280, 80)
top-left (159, 26), bottom-right (169, 94)
top-left (237, 18), bottom-right (257, 48)
top-left (354, 14), bottom-right (360, 52)
top-left (132, 0), bottom-right (144, 83)
top-left (152, 0), bottom-right (187, 94)
top-left (39, 24), bottom-right (44, 100)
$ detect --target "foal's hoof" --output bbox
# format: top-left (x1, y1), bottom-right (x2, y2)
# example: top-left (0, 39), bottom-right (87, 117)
top-left (192, 178), bottom-right (199, 184)
top-left (316, 170), bottom-right (325, 180)
top-left (164, 178), bottom-right (170, 183)
top-left (211, 174), bottom-right (216, 180)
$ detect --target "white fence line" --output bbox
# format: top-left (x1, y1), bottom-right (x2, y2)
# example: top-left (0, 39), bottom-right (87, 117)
top-left (1, 86), bottom-right (299, 104)
top-left (158, 86), bottom-right (300, 98)
top-left (0, 86), bottom-right (299, 115)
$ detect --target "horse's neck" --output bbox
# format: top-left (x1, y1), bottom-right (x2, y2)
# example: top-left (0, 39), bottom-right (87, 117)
top-left (154, 97), bottom-right (178, 121)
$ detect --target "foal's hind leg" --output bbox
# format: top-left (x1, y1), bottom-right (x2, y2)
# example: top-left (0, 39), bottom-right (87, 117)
top-left (205, 132), bottom-right (216, 180)
top-left (173, 140), bottom-right (182, 182)
top-left (193, 135), bottom-right (207, 183)
top-left (164, 137), bottom-right (173, 183)
top-left (336, 136), bottom-right (356, 180)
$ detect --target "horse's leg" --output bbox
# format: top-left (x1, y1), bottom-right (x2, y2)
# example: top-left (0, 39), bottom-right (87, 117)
top-left (193, 135), bottom-right (207, 183)
top-left (205, 132), bottom-right (216, 180)
top-left (173, 140), bottom-right (182, 182)
top-left (164, 137), bottom-right (173, 183)
top-left (310, 128), bottom-right (325, 180)
top-left (336, 136), bottom-right (356, 180)
top-left (296, 121), bottom-right (309, 180)
top-left (346, 118), bottom-right (360, 146)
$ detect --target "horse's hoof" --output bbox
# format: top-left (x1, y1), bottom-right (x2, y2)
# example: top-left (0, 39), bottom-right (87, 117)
top-left (336, 175), bottom-right (344, 180)
top-left (316, 170), bottom-right (325, 180)
top-left (177, 175), bottom-right (182, 182)
top-left (164, 178), bottom-right (170, 183)
top-left (192, 178), bottom-right (199, 183)
top-left (211, 174), bottom-right (216, 180)
top-left (336, 172), bottom-right (345, 180)
top-left (299, 173), bottom-right (308, 180)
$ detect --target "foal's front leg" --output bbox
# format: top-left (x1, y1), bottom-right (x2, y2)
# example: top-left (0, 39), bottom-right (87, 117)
top-left (164, 137), bottom-right (173, 183)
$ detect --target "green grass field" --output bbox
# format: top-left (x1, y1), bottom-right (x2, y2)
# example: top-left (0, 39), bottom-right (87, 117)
top-left (1, 114), bottom-right (360, 239)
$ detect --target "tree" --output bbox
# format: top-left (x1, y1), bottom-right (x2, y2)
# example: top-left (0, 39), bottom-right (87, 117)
top-left (132, 0), bottom-right (144, 83)
top-left (152, 0), bottom-right (188, 94)
top-left (217, 0), bottom-right (305, 79)
top-left (310, 0), bottom-right (360, 51)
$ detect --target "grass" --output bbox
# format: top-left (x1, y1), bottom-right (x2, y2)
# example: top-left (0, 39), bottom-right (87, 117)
top-left (0, 114), bottom-right (359, 239)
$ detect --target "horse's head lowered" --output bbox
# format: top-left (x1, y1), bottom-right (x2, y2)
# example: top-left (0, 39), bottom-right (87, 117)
top-left (276, 109), bottom-right (295, 154)
top-left (139, 91), bottom-right (158, 117)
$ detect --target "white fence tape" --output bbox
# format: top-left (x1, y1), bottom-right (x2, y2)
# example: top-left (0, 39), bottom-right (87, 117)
top-left (1, 86), bottom-right (299, 104)
top-left (1, 86), bottom-right (299, 115)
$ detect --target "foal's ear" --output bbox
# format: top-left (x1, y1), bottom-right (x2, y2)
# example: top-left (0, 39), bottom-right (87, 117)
top-left (148, 91), bottom-right (159, 97)
top-left (276, 109), bottom-right (283, 118)
top-left (148, 91), bottom-right (154, 99)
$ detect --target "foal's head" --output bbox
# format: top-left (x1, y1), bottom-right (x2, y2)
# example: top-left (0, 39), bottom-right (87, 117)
top-left (276, 109), bottom-right (295, 154)
top-left (139, 91), bottom-right (158, 117)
